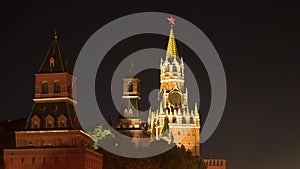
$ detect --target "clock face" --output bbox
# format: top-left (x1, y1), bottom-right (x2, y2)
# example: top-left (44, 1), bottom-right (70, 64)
top-left (168, 91), bottom-right (182, 108)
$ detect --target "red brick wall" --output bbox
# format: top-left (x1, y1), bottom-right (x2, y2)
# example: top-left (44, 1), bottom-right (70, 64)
top-left (4, 148), bottom-right (102, 169)
top-left (5, 130), bottom-right (103, 169)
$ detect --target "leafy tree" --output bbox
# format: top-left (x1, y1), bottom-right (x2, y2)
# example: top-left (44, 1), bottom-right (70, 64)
top-left (88, 124), bottom-right (114, 150)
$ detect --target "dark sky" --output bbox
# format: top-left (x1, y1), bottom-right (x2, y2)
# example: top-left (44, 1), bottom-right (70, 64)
top-left (1, 1), bottom-right (300, 169)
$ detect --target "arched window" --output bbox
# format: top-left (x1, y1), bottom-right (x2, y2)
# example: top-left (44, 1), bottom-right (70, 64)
top-left (128, 82), bottom-right (133, 92)
top-left (48, 121), bottom-right (53, 128)
top-left (190, 117), bottom-right (194, 124)
top-left (54, 81), bottom-right (61, 93)
top-left (46, 115), bottom-right (54, 128)
top-left (182, 117), bottom-right (186, 124)
top-left (58, 114), bottom-right (67, 128)
top-left (61, 120), bottom-right (65, 127)
top-left (31, 115), bottom-right (40, 129)
top-left (28, 141), bottom-right (34, 147)
top-left (33, 122), bottom-right (38, 128)
top-left (42, 81), bottom-right (49, 94)
top-left (172, 116), bottom-right (176, 123)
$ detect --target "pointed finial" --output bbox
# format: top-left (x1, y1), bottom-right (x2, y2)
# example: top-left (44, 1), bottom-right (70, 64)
top-left (159, 101), bottom-right (164, 115)
top-left (173, 82), bottom-right (179, 90)
top-left (128, 58), bottom-right (135, 77)
top-left (167, 16), bottom-right (176, 25)
top-left (178, 109), bottom-right (181, 115)
top-left (148, 107), bottom-right (152, 123)
top-left (194, 103), bottom-right (199, 116)
top-left (181, 57), bottom-right (184, 66)
top-left (166, 16), bottom-right (178, 60)
top-left (54, 29), bottom-right (58, 39)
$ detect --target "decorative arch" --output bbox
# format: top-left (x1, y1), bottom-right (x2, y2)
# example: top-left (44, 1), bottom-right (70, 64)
top-left (54, 80), bottom-right (61, 93)
top-left (58, 114), bottom-right (67, 128)
top-left (28, 141), bottom-right (34, 147)
top-left (31, 115), bottom-right (40, 128)
top-left (128, 81), bottom-right (133, 92)
top-left (182, 116), bottom-right (186, 124)
top-left (45, 115), bottom-right (54, 128)
top-left (42, 81), bottom-right (49, 94)
top-left (172, 116), bottom-right (176, 123)
top-left (190, 116), bottom-right (194, 124)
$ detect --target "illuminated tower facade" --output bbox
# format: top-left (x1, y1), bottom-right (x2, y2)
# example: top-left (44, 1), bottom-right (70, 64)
top-left (148, 17), bottom-right (200, 156)
top-left (116, 64), bottom-right (149, 147)
top-left (3, 33), bottom-right (103, 169)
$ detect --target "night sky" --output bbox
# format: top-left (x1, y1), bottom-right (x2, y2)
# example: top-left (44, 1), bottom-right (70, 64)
top-left (1, 1), bottom-right (300, 169)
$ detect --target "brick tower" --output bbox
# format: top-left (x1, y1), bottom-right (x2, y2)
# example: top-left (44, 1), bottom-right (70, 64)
top-left (146, 16), bottom-right (226, 169)
top-left (116, 63), bottom-right (149, 147)
top-left (4, 32), bottom-right (103, 169)
top-left (147, 17), bottom-right (201, 156)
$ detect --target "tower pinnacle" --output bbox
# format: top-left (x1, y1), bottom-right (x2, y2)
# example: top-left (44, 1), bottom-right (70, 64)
top-left (38, 33), bottom-right (70, 73)
top-left (54, 29), bottom-right (58, 39)
top-left (167, 16), bottom-right (176, 25)
top-left (166, 16), bottom-right (178, 60)
top-left (128, 59), bottom-right (135, 77)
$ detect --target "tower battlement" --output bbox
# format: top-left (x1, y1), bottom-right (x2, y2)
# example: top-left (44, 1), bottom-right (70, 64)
top-left (204, 159), bottom-right (227, 169)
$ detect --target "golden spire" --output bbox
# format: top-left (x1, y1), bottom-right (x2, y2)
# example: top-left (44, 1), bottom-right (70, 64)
top-left (166, 16), bottom-right (178, 60)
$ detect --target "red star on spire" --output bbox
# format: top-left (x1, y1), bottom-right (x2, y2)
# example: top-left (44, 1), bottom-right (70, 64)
top-left (167, 16), bottom-right (176, 25)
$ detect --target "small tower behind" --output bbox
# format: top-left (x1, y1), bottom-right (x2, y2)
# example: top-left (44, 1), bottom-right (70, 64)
top-left (116, 63), bottom-right (149, 147)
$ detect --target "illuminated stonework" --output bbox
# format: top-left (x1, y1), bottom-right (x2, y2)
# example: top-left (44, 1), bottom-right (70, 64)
top-left (116, 70), bottom-right (150, 148)
top-left (3, 33), bottom-right (102, 169)
top-left (147, 17), bottom-right (226, 169)
top-left (147, 17), bottom-right (200, 156)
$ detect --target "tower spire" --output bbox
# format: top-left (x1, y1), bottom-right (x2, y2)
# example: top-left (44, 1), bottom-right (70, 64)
top-left (128, 58), bottom-right (135, 77)
top-left (38, 32), bottom-right (70, 73)
top-left (54, 29), bottom-right (58, 39)
top-left (166, 16), bottom-right (178, 60)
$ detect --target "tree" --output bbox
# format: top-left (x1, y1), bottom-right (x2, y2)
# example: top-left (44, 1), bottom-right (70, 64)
top-left (88, 124), bottom-right (114, 150)
top-left (94, 139), bottom-right (207, 169)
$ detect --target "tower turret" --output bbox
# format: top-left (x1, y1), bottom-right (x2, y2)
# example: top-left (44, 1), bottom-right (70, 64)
top-left (116, 62), bottom-right (149, 146)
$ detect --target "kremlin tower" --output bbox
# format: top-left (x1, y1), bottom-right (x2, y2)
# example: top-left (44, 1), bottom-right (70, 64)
top-left (116, 62), bottom-right (149, 147)
top-left (3, 32), bottom-right (103, 169)
top-left (147, 16), bottom-right (200, 156)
